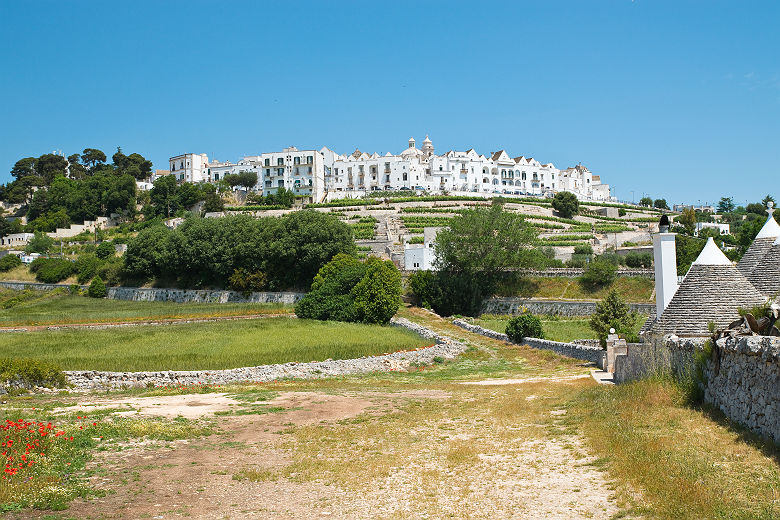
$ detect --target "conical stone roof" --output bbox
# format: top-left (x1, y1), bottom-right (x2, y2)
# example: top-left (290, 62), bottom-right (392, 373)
top-left (746, 236), bottom-right (780, 299)
top-left (737, 206), bottom-right (780, 276)
top-left (649, 238), bottom-right (766, 337)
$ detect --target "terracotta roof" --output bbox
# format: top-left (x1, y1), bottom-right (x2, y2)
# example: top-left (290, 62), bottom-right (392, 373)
top-left (648, 264), bottom-right (766, 337)
top-left (491, 150), bottom-right (505, 161)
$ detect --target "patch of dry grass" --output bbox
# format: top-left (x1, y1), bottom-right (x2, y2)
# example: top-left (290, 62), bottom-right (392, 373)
top-left (566, 378), bottom-right (780, 519)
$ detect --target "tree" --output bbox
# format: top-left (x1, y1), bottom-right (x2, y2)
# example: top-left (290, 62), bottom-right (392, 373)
top-left (295, 255), bottom-right (401, 324)
top-left (430, 205), bottom-right (542, 315)
top-left (25, 231), bottom-right (54, 254)
top-left (581, 258), bottom-right (618, 288)
top-left (223, 174), bottom-right (242, 188)
top-left (589, 290), bottom-right (641, 347)
top-left (11, 157), bottom-right (37, 179)
top-left (745, 202), bottom-right (767, 217)
top-left (81, 148), bottom-right (107, 170)
top-left (150, 175), bottom-right (179, 217)
top-left (653, 199), bottom-right (669, 210)
top-left (238, 171), bottom-right (258, 190)
top-left (717, 197), bottom-right (735, 214)
top-left (639, 196), bottom-right (653, 207)
top-left (88, 276), bottom-right (108, 298)
top-left (35, 154), bottom-right (69, 185)
top-left (761, 195), bottom-right (775, 208)
top-left (551, 191), bottom-right (579, 219)
top-left (0, 254), bottom-right (22, 272)
top-left (202, 184), bottom-right (225, 213)
top-left (675, 234), bottom-right (706, 275)
top-left (126, 153), bottom-right (153, 180)
top-left (677, 207), bottom-right (697, 235)
top-left (67, 154), bottom-right (87, 179)
top-left (95, 241), bottom-right (115, 259)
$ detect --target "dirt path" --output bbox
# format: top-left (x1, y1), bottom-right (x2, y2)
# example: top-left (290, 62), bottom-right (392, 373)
top-left (13, 380), bottom-right (619, 520)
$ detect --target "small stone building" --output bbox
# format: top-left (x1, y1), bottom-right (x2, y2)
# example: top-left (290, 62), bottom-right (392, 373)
top-left (736, 204), bottom-right (780, 277)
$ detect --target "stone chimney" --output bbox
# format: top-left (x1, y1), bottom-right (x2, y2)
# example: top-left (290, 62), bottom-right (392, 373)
top-left (653, 215), bottom-right (678, 318)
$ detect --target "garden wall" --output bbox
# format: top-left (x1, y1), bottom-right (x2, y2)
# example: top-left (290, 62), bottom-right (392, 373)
top-left (614, 335), bottom-right (780, 443)
top-left (451, 319), bottom-right (604, 366)
top-left (482, 297), bottom-right (655, 317)
top-left (106, 287), bottom-right (304, 304)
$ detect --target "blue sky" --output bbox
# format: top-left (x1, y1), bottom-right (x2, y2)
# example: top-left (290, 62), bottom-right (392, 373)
top-left (1, 1), bottom-right (778, 205)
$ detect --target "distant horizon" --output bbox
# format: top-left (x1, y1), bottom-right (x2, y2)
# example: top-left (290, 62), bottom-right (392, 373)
top-left (1, 1), bottom-right (778, 207)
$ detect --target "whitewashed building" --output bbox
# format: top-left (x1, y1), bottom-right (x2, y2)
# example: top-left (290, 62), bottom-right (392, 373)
top-left (404, 228), bottom-right (440, 271)
top-left (170, 135), bottom-right (611, 202)
top-left (169, 154), bottom-right (209, 183)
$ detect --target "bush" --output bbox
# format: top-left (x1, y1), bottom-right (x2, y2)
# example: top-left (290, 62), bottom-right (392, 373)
top-left (566, 254), bottom-right (589, 268)
top-left (551, 192), bottom-right (579, 219)
top-left (589, 290), bottom-right (641, 347)
top-left (87, 276), bottom-right (107, 298)
top-left (228, 268), bottom-right (267, 295)
top-left (618, 208), bottom-right (627, 217)
top-left (573, 244), bottom-right (593, 256)
top-left (625, 252), bottom-right (652, 268)
top-left (95, 241), bottom-right (115, 259)
top-left (30, 258), bottom-right (75, 283)
top-left (581, 259), bottom-right (617, 288)
top-left (0, 254), bottom-right (21, 272)
top-left (75, 253), bottom-right (100, 284)
top-left (408, 270), bottom-right (437, 308)
top-left (506, 314), bottom-right (545, 342)
top-left (295, 255), bottom-right (401, 324)
top-left (98, 258), bottom-right (123, 286)
top-left (0, 358), bottom-right (68, 389)
top-left (24, 231), bottom-right (54, 254)
top-left (69, 284), bottom-right (82, 295)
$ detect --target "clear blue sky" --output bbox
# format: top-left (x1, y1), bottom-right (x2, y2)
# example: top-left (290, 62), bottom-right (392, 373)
top-left (1, 1), bottom-right (778, 206)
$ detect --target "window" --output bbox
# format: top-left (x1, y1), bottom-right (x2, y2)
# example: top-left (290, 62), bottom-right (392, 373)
top-left (277, 168), bottom-right (284, 175)
top-left (403, 173), bottom-right (408, 181)
top-left (214, 174), bottom-right (219, 181)
top-left (308, 167), bottom-right (312, 173)
top-left (278, 180), bottom-right (284, 187)
top-left (294, 157), bottom-right (300, 165)
top-left (277, 158), bottom-right (284, 166)
top-left (307, 156), bottom-right (313, 163)
top-left (264, 158), bottom-right (270, 166)
top-left (265, 168), bottom-right (270, 175)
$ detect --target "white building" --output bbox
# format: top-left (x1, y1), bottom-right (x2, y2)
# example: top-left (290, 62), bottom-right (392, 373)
top-left (169, 154), bottom-right (209, 183)
top-left (695, 222), bottom-right (730, 236)
top-left (0, 232), bottom-right (35, 247)
top-left (169, 135), bottom-right (611, 202)
top-left (404, 228), bottom-right (440, 271)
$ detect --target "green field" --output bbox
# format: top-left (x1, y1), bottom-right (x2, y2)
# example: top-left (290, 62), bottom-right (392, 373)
top-left (1, 317), bottom-right (430, 371)
top-left (470, 315), bottom-right (599, 342)
top-left (0, 289), bottom-right (292, 326)
top-left (497, 276), bottom-right (655, 302)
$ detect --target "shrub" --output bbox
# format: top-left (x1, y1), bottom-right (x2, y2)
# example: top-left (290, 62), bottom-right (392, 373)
top-left (0, 358), bottom-right (68, 389)
top-left (98, 258), bottom-right (123, 286)
top-left (589, 290), bottom-right (641, 347)
top-left (506, 314), bottom-right (545, 342)
top-left (30, 258), bottom-right (75, 283)
top-left (0, 254), bottom-right (22, 272)
top-left (75, 253), bottom-right (100, 284)
top-left (295, 255), bottom-right (401, 324)
top-left (573, 244), bottom-right (593, 256)
top-left (551, 192), bottom-right (579, 219)
top-left (618, 208), bottom-right (627, 217)
top-left (625, 252), bottom-right (652, 268)
top-left (566, 254), bottom-right (589, 268)
top-left (69, 284), bottom-right (82, 295)
top-left (87, 276), bottom-right (107, 298)
top-left (581, 259), bottom-right (617, 288)
top-left (95, 241), bottom-right (115, 259)
top-left (228, 268), bottom-right (268, 295)
top-left (24, 231), bottom-right (54, 254)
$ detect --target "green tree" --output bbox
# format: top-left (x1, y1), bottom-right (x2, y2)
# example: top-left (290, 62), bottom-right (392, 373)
top-left (653, 199), bottom-right (669, 210)
top-left (589, 290), bottom-right (641, 347)
top-left (761, 195), bottom-right (775, 208)
top-left (88, 276), bottom-right (107, 298)
top-left (506, 314), bottom-right (545, 342)
top-left (238, 171), bottom-right (258, 189)
top-left (150, 175), bottom-right (179, 217)
top-left (81, 148), bottom-right (107, 170)
top-left (67, 154), bottom-right (87, 179)
top-left (10, 157), bottom-right (37, 179)
top-left (675, 234), bottom-right (706, 275)
top-left (95, 241), bottom-right (115, 259)
top-left (717, 197), bottom-right (735, 214)
top-left (25, 231), bottom-right (54, 254)
top-left (35, 154), bottom-right (69, 185)
top-left (677, 207), bottom-right (697, 235)
top-left (639, 196), bottom-right (653, 207)
top-left (0, 254), bottom-right (22, 272)
top-left (352, 257), bottom-right (401, 324)
top-left (581, 258), bottom-right (618, 288)
top-left (551, 191), bottom-right (579, 219)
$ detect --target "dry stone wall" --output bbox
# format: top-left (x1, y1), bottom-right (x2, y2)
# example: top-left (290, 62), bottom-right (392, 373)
top-left (452, 319), bottom-right (604, 365)
top-left (614, 335), bottom-right (780, 443)
top-left (106, 287), bottom-right (304, 304)
top-left (64, 317), bottom-right (467, 390)
top-left (483, 297), bottom-right (654, 317)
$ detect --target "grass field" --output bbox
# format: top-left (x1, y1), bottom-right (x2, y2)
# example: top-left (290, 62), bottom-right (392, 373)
top-left (471, 315), bottom-right (599, 342)
top-left (0, 289), bottom-right (292, 326)
top-left (497, 275), bottom-right (655, 302)
top-left (0, 317), bottom-right (430, 371)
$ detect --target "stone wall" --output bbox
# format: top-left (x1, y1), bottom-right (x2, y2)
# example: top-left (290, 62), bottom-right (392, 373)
top-left (705, 336), bottom-right (780, 443)
top-left (482, 297), bottom-right (655, 317)
top-left (613, 335), bottom-right (780, 443)
top-left (106, 287), bottom-right (304, 304)
top-left (451, 319), bottom-right (604, 366)
top-left (512, 268), bottom-right (654, 279)
top-left (63, 317), bottom-right (467, 390)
